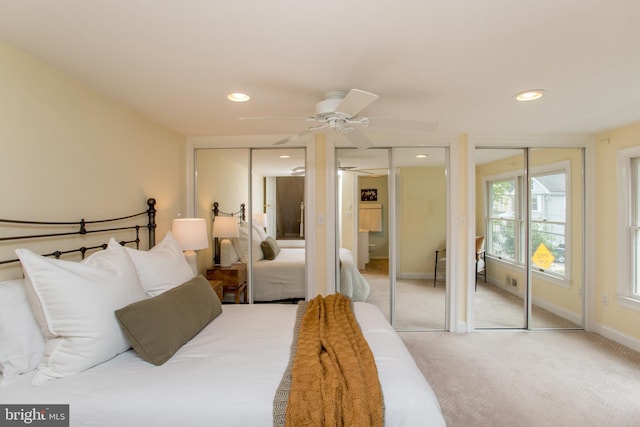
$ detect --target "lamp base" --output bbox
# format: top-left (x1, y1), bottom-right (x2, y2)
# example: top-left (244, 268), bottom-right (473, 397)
top-left (220, 238), bottom-right (233, 267)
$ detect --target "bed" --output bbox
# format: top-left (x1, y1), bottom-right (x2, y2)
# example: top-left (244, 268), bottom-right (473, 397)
top-left (0, 199), bottom-right (445, 426)
top-left (214, 202), bottom-right (371, 302)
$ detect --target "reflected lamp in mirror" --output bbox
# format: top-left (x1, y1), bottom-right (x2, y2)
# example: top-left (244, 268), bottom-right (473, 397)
top-left (172, 218), bottom-right (209, 276)
top-left (252, 212), bottom-right (268, 230)
top-left (212, 216), bottom-right (239, 267)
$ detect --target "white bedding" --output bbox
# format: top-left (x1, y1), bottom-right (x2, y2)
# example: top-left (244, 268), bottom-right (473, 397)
top-left (252, 247), bottom-right (370, 302)
top-left (0, 303), bottom-right (445, 427)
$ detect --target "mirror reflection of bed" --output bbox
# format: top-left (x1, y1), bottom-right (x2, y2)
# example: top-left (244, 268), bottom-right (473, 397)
top-left (197, 148), bottom-right (370, 304)
top-left (214, 199), bottom-right (369, 303)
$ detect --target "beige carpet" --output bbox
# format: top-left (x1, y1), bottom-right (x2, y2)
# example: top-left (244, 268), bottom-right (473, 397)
top-left (400, 330), bottom-right (640, 427)
top-left (362, 259), bottom-right (579, 330)
top-left (361, 260), bottom-right (640, 425)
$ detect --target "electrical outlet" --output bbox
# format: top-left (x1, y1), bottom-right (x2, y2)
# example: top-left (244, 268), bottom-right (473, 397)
top-left (603, 294), bottom-right (609, 305)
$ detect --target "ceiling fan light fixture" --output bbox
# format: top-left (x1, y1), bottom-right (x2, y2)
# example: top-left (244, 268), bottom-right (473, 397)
top-left (291, 166), bottom-right (305, 176)
top-left (227, 92), bottom-right (250, 102)
top-left (514, 89), bottom-right (544, 102)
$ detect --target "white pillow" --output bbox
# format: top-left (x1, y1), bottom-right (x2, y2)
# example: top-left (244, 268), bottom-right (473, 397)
top-left (252, 220), bottom-right (268, 241)
top-left (0, 279), bottom-right (45, 384)
top-left (120, 231), bottom-right (194, 296)
top-left (16, 240), bottom-right (148, 385)
top-left (232, 221), bottom-right (264, 263)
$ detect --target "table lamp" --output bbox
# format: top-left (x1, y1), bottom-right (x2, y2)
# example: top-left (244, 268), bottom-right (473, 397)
top-left (212, 216), bottom-right (239, 267)
top-left (171, 218), bottom-right (209, 276)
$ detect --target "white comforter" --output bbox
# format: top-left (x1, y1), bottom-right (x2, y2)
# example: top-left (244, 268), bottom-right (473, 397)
top-left (252, 247), bottom-right (370, 302)
top-left (0, 303), bottom-right (445, 427)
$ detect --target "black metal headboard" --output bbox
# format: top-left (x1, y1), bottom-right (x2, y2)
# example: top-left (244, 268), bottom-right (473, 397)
top-left (211, 202), bottom-right (245, 264)
top-left (0, 198), bottom-right (157, 265)
top-left (212, 202), bottom-right (246, 220)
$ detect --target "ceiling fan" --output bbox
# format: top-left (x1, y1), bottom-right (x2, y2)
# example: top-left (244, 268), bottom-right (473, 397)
top-left (242, 89), bottom-right (437, 149)
top-left (290, 165), bottom-right (384, 176)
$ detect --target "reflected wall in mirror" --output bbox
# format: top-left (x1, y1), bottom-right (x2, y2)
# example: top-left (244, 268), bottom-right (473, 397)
top-left (395, 147), bottom-right (448, 330)
top-left (251, 148), bottom-right (307, 302)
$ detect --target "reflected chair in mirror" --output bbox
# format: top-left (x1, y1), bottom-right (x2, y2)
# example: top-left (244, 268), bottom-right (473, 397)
top-left (475, 235), bottom-right (486, 291)
top-left (433, 247), bottom-right (446, 287)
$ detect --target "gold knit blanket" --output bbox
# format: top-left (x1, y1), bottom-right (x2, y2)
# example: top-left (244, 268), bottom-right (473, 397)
top-left (274, 293), bottom-right (384, 427)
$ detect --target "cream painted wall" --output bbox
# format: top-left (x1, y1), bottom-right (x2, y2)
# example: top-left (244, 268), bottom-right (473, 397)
top-left (398, 167), bottom-right (446, 276)
top-left (0, 40), bottom-right (186, 281)
top-left (595, 122), bottom-right (640, 343)
top-left (339, 171), bottom-right (357, 253)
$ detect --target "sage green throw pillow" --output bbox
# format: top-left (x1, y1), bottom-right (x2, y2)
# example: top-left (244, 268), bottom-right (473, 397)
top-left (115, 275), bottom-right (222, 366)
top-left (260, 236), bottom-right (281, 260)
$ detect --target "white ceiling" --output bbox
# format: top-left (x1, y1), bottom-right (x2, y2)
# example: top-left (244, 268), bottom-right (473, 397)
top-left (1, 1), bottom-right (639, 150)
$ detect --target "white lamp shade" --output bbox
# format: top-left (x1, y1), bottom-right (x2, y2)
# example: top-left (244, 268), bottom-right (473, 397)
top-left (252, 212), bottom-right (268, 228)
top-left (171, 218), bottom-right (209, 250)
top-left (212, 216), bottom-right (239, 238)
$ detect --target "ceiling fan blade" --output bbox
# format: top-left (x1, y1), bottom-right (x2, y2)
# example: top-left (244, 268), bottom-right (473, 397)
top-left (335, 89), bottom-right (379, 117)
top-left (367, 117), bottom-right (438, 132)
top-left (273, 129), bottom-right (312, 145)
top-left (342, 127), bottom-right (374, 150)
top-left (239, 116), bottom-right (308, 121)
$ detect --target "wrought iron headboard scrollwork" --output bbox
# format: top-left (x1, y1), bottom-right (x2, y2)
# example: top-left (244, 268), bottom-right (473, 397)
top-left (212, 202), bottom-right (246, 221)
top-left (0, 198), bottom-right (157, 266)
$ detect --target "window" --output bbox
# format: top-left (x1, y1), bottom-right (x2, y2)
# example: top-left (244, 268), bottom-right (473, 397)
top-left (485, 164), bottom-right (568, 279)
top-left (617, 147), bottom-right (640, 310)
top-left (487, 178), bottom-right (517, 261)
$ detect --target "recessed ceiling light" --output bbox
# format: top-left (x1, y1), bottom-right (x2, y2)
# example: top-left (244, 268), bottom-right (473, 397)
top-left (279, 155), bottom-right (291, 159)
top-left (416, 154), bottom-right (428, 158)
top-left (514, 89), bottom-right (544, 102)
top-left (227, 92), bottom-right (250, 102)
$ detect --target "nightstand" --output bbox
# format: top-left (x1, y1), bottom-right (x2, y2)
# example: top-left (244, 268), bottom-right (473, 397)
top-left (208, 279), bottom-right (223, 302)
top-left (206, 263), bottom-right (247, 304)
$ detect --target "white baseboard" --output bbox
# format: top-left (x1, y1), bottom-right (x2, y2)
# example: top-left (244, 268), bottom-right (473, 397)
top-left (591, 323), bottom-right (640, 353)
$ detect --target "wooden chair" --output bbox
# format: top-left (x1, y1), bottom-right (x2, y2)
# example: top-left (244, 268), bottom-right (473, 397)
top-left (433, 247), bottom-right (446, 287)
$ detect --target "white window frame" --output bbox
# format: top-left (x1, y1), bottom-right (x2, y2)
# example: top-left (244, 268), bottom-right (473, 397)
top-left (485, 172), bottom-right (518, 262)
top-left (484, 161), bottom-right (570, 285)
top-left (616, 146), bottom-right (640, 311)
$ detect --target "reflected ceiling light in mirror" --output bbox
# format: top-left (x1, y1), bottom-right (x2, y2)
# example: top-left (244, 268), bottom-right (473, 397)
top-left (227, 92), bottom-right (250, 102)
top-left (514, 89), bottom-right (544, 102)
top-left (279, 154), bottom-right (291, 159)
top-left (416, 154), bottom-right (428, 158)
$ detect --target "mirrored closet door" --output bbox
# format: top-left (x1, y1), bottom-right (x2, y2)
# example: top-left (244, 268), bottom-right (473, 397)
top-left (474, 147), bottom-right (584, 330)
top-left (194, 148), bottom-right (250, 303)
top-left (195, 147), bottom-right (307, 303)
top-left (528, 148), bottom-right (583, 329)
top-left (337, 148), bottom-right (390, 320)
top-left (251, 148), bottom-right (306, 302)
top-left (336, 146), bottom-right (449, 331)
top-left (394, 147), bottom-right (448, 330)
